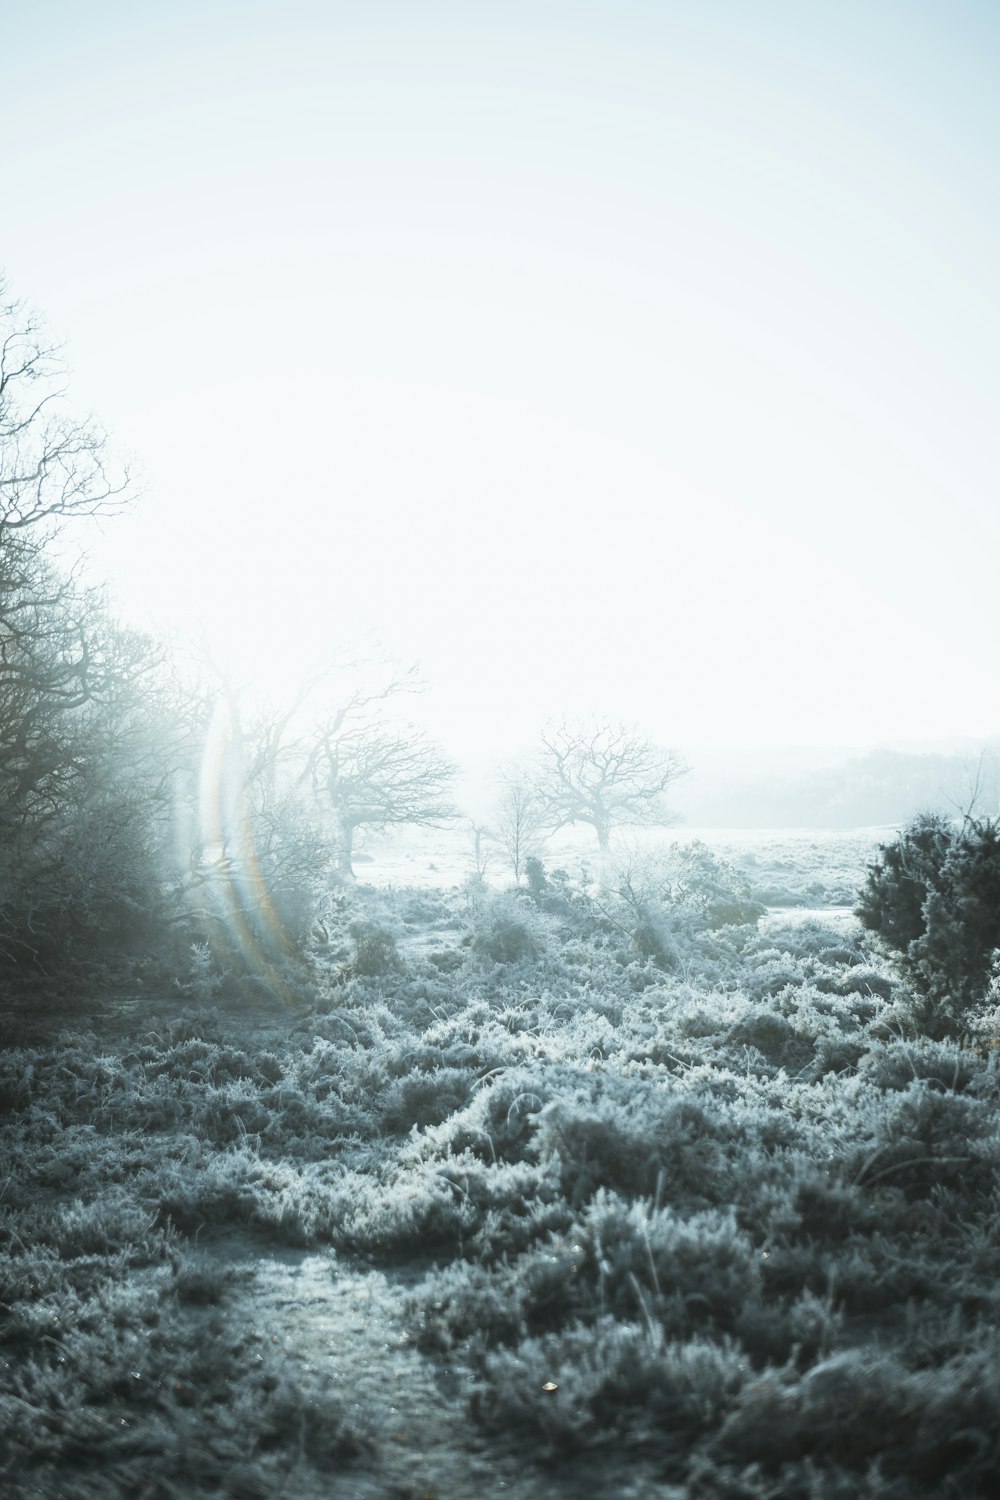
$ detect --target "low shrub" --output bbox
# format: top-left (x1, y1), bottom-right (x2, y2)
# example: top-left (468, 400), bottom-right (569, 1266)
top-left (473, 1317), bottom-right (749, 1463)
top-left (349, 920), bottom-right (402, 976)
top-left (468, 892), bottom-right (546, 965)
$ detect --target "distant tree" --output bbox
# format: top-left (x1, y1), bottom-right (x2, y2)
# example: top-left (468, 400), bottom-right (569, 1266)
top-left (533, 720), bottom-right (688, 854)
top-left (494, 770), bottom-right (546, 881)
top-left (953, 746), bottom-right (1000, 823)
top-left (301, 677), bottom-right (457, 878)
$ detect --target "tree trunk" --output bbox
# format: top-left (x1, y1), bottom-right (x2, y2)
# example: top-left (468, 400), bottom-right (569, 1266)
top-left (335, 821), bottom-right (356, 880)
top-left (595, 819), bottom-right (613, 891)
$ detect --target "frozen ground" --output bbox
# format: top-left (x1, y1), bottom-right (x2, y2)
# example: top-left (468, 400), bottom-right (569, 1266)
top-left (358, 823), bottom-right (889, 909)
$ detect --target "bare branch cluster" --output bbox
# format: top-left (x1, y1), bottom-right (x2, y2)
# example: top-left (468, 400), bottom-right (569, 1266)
top-left (302, 677), bottom-right (457, 875)
top-left (0, 279), bottom-right (134, 537)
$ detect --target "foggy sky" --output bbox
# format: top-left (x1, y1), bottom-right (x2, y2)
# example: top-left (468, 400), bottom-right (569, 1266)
top-left (4, 1), bottom-right (999, 755)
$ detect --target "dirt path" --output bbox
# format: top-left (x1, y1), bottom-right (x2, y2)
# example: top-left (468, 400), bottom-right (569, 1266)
top-left (200, 1238), bottom-right (541, 1500)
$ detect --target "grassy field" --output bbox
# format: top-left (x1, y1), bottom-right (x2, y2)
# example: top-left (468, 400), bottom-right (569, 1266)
top-left (3, 832), bottom-right (1000, 1498)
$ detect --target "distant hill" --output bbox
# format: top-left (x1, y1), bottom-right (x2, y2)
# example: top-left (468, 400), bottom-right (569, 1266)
top-left (674, 743), bottom-right (1000, 828)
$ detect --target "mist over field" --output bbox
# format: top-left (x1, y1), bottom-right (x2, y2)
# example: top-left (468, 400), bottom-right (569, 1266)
top-left (4, 2), bottom-right (1000, 1496)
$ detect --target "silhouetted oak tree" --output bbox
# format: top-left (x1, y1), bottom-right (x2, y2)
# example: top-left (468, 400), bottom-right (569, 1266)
top-left (534, 720), bottom-right (688, 853)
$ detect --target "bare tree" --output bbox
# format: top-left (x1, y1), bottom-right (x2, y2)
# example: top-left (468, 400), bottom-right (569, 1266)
top-left (533, 719), bottom-right (688, 854)
top-left (301, 676), bottom-right (457, 878)
top-left (950, 744), bottom-right (1000, 826)
top-left (0, 280), bottom-right (138, 840)
top-left (0, 282), bottom-right (156, 964)
top-left (0, 279), bottom-right (134, 538)
top-left (495, 770), bottom-right (546, 881)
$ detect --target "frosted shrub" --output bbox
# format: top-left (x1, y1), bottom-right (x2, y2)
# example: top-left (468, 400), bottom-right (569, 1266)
top-left (576, 1191), bottom-right (763, 1333)
top-left (349, 920), bottom-right (401, 976)
top-left (469, 891), bottom-right (546, 965)
top-left (534, 1087), bottom-right (731, 1208)
top-left (667, 842), bottom-right (766, 929)
top-left (833, 963), bottom-right (895, 1003)
top-left (812, 1029), bottom-right (869, 1077)
top-left (857, 1038), bottom-right (986, 1095)
top-left (456, 1068), bottom-right (551, 1162)
top-left (380, 1065), bottom-right (477, 1134)
top-left (856, 1083), bottom-right (999, 1196)
top-left (474, 1317), bottom-right (749, 1458)
top-left (713, 1343), bottom-right (1000, 1488)
top-left (409, 1262), bottom-right (526, 1352)
top-left (727, 1007), bottom-right (816, 1073)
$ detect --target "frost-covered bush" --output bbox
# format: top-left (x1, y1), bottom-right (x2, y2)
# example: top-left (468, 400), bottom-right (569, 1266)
top-left (473, 1317), bottom-right (749, 1459)
top-left (713, 1343), bottom-right (1000, 1488)
top-left (349, 919), bottom-right (402, 975)
top-left (380, 1066), bottom-right (477, 1134)
top-left (856, 1038), bottom-right (987, 1095)
top-left (524, 854), bottom-right (548, 899)
top-left (468, 890), bottom-right (546, 965)
top-left (602, 842), bottom-right (765, 975)
top-left (727, 1007), bottom-right (816, 1073)
top-left (667, 842), bottom-right (767, 929)
top-left (846, 1081), bottom-right (999, 1200)
top-left (574, 1192), bottom-right (763, 1332)
top-left (534, 1085), bottom-right (735, 1209)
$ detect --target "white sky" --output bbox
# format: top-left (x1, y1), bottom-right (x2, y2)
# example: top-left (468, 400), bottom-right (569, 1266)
top-left (3, 0), bottom-right (999, 757)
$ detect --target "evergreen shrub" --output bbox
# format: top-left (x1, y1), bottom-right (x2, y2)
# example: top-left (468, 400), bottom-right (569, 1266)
top-left (857, 814), bottom-right (1000, 1035)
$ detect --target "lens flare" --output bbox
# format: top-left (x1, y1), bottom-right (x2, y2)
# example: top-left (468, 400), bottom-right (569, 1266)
top-left (196, 697), bottom-right (305, 1008)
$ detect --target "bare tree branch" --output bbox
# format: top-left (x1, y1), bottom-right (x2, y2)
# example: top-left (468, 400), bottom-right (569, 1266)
top-left (0, 278), bottom-right (136, 539)
top-left (302, 681), bottom-right (457, 877)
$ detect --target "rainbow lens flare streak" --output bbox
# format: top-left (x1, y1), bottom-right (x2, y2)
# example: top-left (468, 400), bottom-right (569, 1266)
top-left (196, 697), bottom-right (303, 1007)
